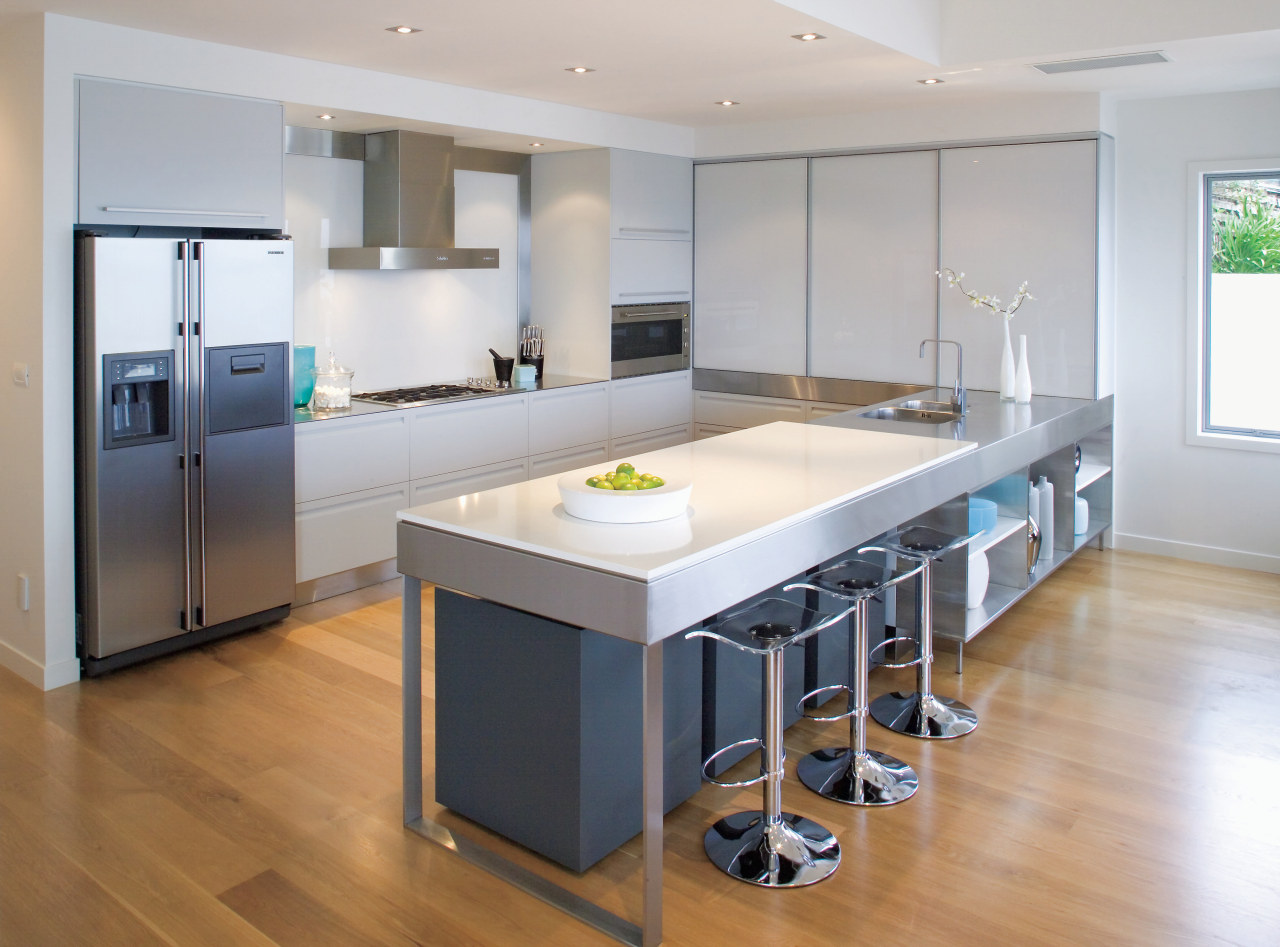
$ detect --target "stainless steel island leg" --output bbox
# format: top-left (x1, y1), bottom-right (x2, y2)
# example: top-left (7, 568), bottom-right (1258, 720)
top-left (403, 575), bottom-right (423, 824)
top-left (642, 639), bottom-right (664, 947)
top-left (400, 575), bottom-right (662, 946)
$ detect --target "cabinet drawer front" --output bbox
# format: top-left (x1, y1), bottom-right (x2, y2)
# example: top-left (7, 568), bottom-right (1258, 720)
top-left (295, 482), bottom-right (408, 582)
top-left (610, 239), bottom-right (692, 305)
top-left (609, 424), bottom-right (692, 460)
top-left (692, 391), bottom-right (805, 428)
top-left (530, 442), bottom-right (611, 480)
top-left (410, 458), bottom-right (530, 506)
top-left (409, 395), bottom-right (530, 480)
top-left (610, 370), bottom-right (692, 437)
top-left (529, 384), bottom-right (609, 455)
top-left (295, 412), bottom-right (409, 503)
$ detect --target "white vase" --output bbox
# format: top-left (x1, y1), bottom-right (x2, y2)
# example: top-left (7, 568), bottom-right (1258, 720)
top-left (1015, 333), bottom-right (1033, 403)
top-left (1037, 475), bottom-right (1054, 560)
top-left (999, 319), bottom-right (1016, 401)
top-left (967, 549), bottom-right (990, 609)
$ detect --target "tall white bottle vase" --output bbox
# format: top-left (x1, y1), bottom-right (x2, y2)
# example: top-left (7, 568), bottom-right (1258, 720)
top-left (1000, 318), bottom-right (1016, 401)
top-left (1015, 334), bottom-right (1033, 404)
top-left (1037, 475), bottom-right (1054, 560)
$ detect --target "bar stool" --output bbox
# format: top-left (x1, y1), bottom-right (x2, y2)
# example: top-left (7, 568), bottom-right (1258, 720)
top-left (783, 558), bottom-right (926, 806)
top-left (686, 597), bottom-right (853, 887)
top-left (868, 526), bottom-right (979, 739)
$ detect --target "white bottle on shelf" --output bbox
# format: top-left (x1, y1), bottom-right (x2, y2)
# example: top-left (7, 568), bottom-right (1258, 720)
top-left (1037, 475), bottom-right (1054, 560)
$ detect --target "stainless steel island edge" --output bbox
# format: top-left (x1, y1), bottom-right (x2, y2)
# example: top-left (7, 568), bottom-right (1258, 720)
top-left (397, 387), bottom-right (1114, 946)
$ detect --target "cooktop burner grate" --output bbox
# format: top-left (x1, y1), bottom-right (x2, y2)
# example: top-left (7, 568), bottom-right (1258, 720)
top-left (352, 384), bottom-right (481, 406)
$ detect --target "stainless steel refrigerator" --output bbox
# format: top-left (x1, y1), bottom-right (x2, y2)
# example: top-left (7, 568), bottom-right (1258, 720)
top-left (75, 234), bottom-right (296, 675)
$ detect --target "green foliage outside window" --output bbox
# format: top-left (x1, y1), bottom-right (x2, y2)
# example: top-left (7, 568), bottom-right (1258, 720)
top-left (1212, 188), bottom-right (1280, 274)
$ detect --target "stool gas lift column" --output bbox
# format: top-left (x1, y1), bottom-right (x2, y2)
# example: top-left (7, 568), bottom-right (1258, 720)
top-left (783, 556), bottom-right (926, 805)
top-left (869, 526), bottom-right (980, 739)
top-left (686, 597), bottom-right (854, 887)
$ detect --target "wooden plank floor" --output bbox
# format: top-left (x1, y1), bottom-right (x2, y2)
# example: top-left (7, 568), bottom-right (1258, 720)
top-left (3, 548), bottom-right (1278, 945)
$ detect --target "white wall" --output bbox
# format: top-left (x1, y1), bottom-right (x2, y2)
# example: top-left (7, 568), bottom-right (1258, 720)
top-left (1113, 87), bottom-right (1280, 572)
top-left (0, 14), bottom-right (75, 688)
top-left (287, 157), bottom-right (521, 390)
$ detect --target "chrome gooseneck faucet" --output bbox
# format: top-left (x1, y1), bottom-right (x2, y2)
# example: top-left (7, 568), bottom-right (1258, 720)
top-left (919, 339), bottom-right (965, 416)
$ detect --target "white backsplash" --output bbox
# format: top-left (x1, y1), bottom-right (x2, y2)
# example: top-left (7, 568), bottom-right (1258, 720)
top-left (286, 153), bottom-right (520, 391)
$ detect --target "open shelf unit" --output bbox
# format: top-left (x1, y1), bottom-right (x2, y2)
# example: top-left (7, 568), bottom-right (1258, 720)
top-left (935, 422), bottom-right (1114, 656)
top-left (969, 515), bottom-right (1026, 557)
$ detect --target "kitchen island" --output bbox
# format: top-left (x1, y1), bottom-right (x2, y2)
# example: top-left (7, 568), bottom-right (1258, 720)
top-left (397, 389), bottom-right (1113, 946)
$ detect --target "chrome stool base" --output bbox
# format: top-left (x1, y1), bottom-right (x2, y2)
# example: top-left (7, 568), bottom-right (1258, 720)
top-left (869, 690), bottom-right (978, 739)
top-left (704, 811), bottom-right (841, 888)
top-left (797, 746), bottom-right (918, 806)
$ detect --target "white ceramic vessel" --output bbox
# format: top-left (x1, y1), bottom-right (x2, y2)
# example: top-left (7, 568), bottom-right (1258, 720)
top-left (557, 473), bottom-right (693, 524)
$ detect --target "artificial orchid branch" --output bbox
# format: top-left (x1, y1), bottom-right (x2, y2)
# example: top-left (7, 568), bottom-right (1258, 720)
top-left (937, 267), bottom-right (1033, 321)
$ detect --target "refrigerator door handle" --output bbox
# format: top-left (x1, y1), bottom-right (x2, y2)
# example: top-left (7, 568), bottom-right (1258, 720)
top-left (179, 241), bottom-right (195, 631)
top-left (193, 240), bottom-right (208, 628)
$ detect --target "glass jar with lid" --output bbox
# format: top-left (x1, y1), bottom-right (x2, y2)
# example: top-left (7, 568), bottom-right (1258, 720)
top-left (311, 352), bottom-right (354, 410)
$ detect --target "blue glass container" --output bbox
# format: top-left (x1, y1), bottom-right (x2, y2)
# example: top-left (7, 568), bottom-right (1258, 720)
top-left (293, 344), bottom-right (316, 407)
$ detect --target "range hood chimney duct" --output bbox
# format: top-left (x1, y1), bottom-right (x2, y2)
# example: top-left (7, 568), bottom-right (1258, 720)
top-left (328, 130), bottom-right (499, 270)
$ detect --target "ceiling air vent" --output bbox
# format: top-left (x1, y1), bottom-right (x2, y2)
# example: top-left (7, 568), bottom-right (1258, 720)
top-left (1031, 51), bottom-right (1170, 75)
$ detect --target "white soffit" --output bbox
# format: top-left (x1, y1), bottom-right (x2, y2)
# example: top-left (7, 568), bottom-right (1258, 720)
top-left (772, 0), bottom-right (942, 64)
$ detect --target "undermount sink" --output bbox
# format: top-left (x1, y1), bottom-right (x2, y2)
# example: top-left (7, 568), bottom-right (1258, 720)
top-left (858, 400), bottom-right (962, 424)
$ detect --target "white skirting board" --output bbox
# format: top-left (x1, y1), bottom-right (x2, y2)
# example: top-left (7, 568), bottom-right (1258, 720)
top-left (0, 640), bottom-right (81, 691)
top-left (1112, 531), bottom-right (1280, 575)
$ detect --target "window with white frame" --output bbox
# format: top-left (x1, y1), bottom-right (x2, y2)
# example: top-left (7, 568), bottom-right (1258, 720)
top-left (1188, 162), bottom-right (1280, 450)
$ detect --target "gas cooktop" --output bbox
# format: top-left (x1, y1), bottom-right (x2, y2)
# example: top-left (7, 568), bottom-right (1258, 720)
top-left (352, 384), bottom-right (485, 407)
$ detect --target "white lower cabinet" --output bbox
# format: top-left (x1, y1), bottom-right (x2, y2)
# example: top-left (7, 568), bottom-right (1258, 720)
top-left (530, 442), bottom-right (611, 479)
top-left (410, 457), bottom-right (531, 506)
top-left (692, 391), bottom-right (806, 433)
top-left (529, 383), bottom-right (609, 455)
top-left (805, 402), bottom-right (861, 422)
top-left (693, 391), bottom-right (861, 437)
top-left (409, 394), bottom-right (530, 479)
top-left (609, 423), bottom-right (693, 458)
top-left (694, 422), bottom-right (739, 440)
top-left (295, 411), bottom-right (409, 503)
top-left (610, 370), bottom-right (692, 437)
top-left (295, 482), bottom-right (410, 582)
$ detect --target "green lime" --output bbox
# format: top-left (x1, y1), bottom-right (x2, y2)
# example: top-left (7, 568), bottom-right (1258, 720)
top-left (585, 477), bottom-right (600, 487)
top-left (616, 462), bottom-right (636, 476)
top-left (618, 481), bottom-right (639, 490)
top-left (594, 479), bottom-right (615, 490)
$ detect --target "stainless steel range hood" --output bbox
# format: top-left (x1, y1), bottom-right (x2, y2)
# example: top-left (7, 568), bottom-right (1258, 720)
top-left (327, 130), bottom-right (499, 270)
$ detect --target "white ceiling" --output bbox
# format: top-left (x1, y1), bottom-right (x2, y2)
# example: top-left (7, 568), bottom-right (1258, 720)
top-left (6, 0), bottom-right (1280, 151)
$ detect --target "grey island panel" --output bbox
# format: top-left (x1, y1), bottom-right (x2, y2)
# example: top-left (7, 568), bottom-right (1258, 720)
top-left (433, 589), bottom-right (702, 872)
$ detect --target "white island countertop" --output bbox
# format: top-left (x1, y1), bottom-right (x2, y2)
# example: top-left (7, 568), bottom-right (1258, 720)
top-left (398, 421), bottom-right (975, 582)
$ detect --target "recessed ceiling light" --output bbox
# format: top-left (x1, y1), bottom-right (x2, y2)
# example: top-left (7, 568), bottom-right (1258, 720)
top-left (791, 32), bottom-right (826, 41)
top-left (918, 78), bottom-right (943, 85)
top-left (565, 66), bottom-right (595, 74)
top-left (716, 100), bottom-right (739, 107)
top-left (530, 142), bottom-right (544, 148)
top-left (386, 25), bottom-right (420, 34)
top-left (317, 113), bottom-right (335, 120)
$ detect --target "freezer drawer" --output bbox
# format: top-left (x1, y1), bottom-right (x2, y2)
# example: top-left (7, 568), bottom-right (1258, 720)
top-left (206, 342), bottom-right (289, 433)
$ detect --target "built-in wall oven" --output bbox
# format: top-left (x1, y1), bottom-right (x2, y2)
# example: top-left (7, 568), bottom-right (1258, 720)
top-left (610, 302), bottom-right (690, 378)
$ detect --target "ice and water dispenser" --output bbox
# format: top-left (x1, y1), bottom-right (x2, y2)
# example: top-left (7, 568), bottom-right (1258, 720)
top-left (102, 351), bottom-right (174, 449)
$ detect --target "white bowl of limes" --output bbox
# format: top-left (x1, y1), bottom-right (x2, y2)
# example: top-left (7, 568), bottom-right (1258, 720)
top-left (557, 463), bottom-right (691, 524)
